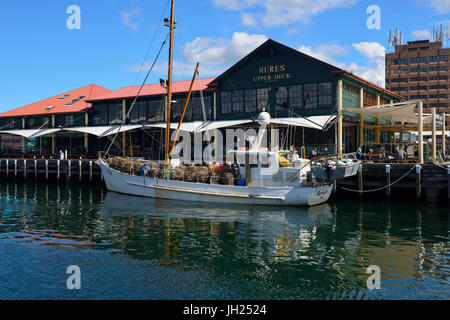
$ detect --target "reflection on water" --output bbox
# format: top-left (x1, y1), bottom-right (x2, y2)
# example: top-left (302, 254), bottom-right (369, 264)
top-left (0, 180), bottom-right (448, 300)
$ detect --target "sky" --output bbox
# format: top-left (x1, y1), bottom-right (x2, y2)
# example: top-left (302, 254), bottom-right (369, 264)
top-left (0, 0), bottom-right (449, 113)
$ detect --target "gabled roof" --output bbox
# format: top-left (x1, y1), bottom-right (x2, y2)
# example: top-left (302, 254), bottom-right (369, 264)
top-left (208, 39), bottom-right (342, 86)
top-left (208, 39), bottom-right (401, 99)
top-left (86, 77), bottom-right (216, 103)
top-left (0, 84), bottom-right (111, 118)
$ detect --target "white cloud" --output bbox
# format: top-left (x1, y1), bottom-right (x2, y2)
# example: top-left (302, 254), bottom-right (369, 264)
top-left (429, 0), bottom-right (450, 13)
top-left (299, 42), bottom-right (386, 87)
top-left (412, 29), bottom-right (432, 39)
top-left (121, 8), bottom-right (140, 31)
top-left (127, 32), bottom-right (268, 77)
top-left (213, 0), bottom-right (356, 28)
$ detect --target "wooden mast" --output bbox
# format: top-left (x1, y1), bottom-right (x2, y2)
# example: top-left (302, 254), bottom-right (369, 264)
top-left (165, 0), bottom-right (175, 165)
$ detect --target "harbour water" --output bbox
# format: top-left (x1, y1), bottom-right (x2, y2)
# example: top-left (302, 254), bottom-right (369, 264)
top-left (0, 180), bottom-right (448, 300)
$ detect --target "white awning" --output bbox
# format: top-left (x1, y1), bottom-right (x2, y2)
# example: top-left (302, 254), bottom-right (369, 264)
top-left (0, 128), bottom-right (61, 138)
top-left (343, 101), bottom-right (432, 124)
top-left (63, 125), bottom-right (143, 137)
top-left (99, 125), bottom-right (143, 137)
top-left (144, 121), bottom-right (204, 132)
top-left (195, 120), bottom-right (253, 132)
top-left (270, 115), bottom-right (336, 130)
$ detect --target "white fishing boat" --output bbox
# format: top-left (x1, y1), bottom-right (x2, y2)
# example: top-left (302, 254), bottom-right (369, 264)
top-left (97, 0), bottom-right (333, 207)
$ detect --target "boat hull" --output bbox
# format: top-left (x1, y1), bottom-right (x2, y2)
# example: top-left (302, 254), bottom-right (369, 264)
top-left (98, 159), bottom-right (332, 207)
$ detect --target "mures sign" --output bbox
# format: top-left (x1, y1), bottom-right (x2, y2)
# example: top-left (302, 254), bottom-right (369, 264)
top-left (253, 64), bottom-right (291, 83)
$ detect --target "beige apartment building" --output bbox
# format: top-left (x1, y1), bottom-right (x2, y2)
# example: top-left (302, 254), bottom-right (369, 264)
top-left (385, 40), bottom-right (449, 115)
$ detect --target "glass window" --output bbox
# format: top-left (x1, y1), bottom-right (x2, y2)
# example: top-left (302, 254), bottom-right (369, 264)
top-left (318, 82), bottom-right (332, 108)
top-left (257, 88), bottom-right (269, 111)
top-left (245, 89), bottom-right (257, 113)
top-left (304, 84), bottom-right (317, 109)
top-left (289, 85), bottom-right (302, 109)
top-left (232, 90), bottom-right (244, 113)
top-left (276, 86), bottom-right (288, 111)
top-left (221, 91), bottom-right (232, 114)
top-left (109, 103), bottom-right (123, 124)
top-left (148, 99), bottom-right (164, 122)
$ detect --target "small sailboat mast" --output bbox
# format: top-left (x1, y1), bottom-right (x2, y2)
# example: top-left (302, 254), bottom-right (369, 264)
top-left (165, 0), bottom-right (175, 165)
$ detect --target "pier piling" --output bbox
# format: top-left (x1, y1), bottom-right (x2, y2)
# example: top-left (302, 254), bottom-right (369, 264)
top-left (358, 164), bottom-right (363, 196)
top-left (416, 165), bottom-right (421, 200)
top-left (448, 165), bottom-right (450, 201)
top-left (385, 165), bottom-right (391, 197)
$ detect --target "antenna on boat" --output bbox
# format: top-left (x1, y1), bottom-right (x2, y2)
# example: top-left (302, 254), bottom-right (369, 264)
top-left (165, 0), bottom-right (176, 166)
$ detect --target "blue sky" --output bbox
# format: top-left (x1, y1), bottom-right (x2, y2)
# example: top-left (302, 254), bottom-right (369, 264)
top-left (0, 0), bottom-right (449, 113)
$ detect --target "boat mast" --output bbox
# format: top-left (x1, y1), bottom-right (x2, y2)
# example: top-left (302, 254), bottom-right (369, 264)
top-left (165, 0), bottom-right (175, 165)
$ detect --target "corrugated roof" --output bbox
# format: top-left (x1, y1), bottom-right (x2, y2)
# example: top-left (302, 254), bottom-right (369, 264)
top-left (86, 77), bottom-right (216, 103)
top-left (0, 84), bottom-right (111, 118)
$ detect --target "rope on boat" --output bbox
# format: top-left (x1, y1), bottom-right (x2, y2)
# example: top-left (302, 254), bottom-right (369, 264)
top-left (337, 165), bottom-right (416, 193)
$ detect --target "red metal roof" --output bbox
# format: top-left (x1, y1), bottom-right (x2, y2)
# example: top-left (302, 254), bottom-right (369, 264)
top-left (86, 77), bottom-right (216, 103)
top-left (330, 70), bottom-right (403, 99)
top-left (0, 84), bottom-right (111, 118)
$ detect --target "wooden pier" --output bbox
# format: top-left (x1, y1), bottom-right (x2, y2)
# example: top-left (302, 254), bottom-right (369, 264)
top-left (336, 163), bottom-right (450, 202)
top-left (0, 158), bottom-right (103, 184)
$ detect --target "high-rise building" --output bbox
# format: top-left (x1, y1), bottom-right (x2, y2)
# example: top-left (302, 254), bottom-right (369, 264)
top-left (385, 40), bottom-right (449, 114)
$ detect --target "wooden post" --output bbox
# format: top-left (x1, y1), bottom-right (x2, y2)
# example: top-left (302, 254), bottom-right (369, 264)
top-left (57, 160), bottom-right (60, 180)
top-left (447, 165), bottom-right (450, 201)
top-left (442, 113), bottom-right (446, 155)
top-left (68, 160), bottom-right (72, 182)
top-left (79, 160), bottom-right (82, 181)
top-left (122, 99), bottom-right (127, 157)
top-left (34, 160), bottom-right (37, 179)
top-left (385, 164), bottom-right (391, 197)
top-left (23, 160), bottom-right (27, 178)
top-left (89, 160), bottom-right (93, 182)
top-left (432, 107), bottom-right (436, 158)
top-left (337, 79), bottom-right (343, 156)
top-left (51, 115), bottom-right (56, 155)
top-left (84, 113), bottom-right (89, 154)
top-left (6, 159), bottom-right (9, 176)
top-left (418, 101), bottom-right (424, 163)
top-left (375, 95), bottom-right (380, 144)
top-left (358, 163), bottom-right (363, 196)
top-left (45, 160), bottom-right (48, 180)
top-left (416, 164), bottom-right (421, 200)
top-left (14, 159), bottom-right (17, 177)
top-left (359, 88), bottom-right (364, 148)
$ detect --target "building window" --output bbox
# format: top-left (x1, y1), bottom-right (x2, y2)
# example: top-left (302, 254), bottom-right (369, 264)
top-left (91, 104), bottom-right (108, 125)
top-left (410, 95), bottom-right (427, 99)
top-left (409, 86), bottom-right (427, 91)
top-left (304, 84), bottom-right (317, 109)
top-left (65, 115), bottom-right (74, 126)
top-left (429, 84), bottom-right (448, 90)
top-left (410, 57), bottom-right (427, 64)
top-left (289, 85), bottom-right (302, 109)
top-left (232, 90), bottom-right (244, 113)
top-left (363, 92), bottom-right (376, 107)
top-left (409, 67), bottom-right (427, 73)
top-left (430, 55), bottom-right (448, 62)
top-left (387, 58), bottom-right (408, 65)
top-left (429, 66), bottom-right (448, 72)
top-left (391, 87), bottom-right (407, 92)
top-left (429, 75), bottom-right (447, 80)
top-left (221, 91), bottom-right (232, 114)
top-left (410, 77), bottom-right (427, 81)
top-left (257, 88), bottom-right (269, 111)
top-left (429, 94), bottom-right (448, 99)
top-left (109, 103), bottom-right (122, 124)
top-left (245, 89), bottom-right (257, 113)
top-left (318, 82), bottom-right (332, 108)
top-left (148, 99), bottom-right (164, 122)
top-left (276, 86), bottom-right (288, 111)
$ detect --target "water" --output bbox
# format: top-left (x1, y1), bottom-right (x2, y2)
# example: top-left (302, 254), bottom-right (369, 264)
top-left (0, 180), bottom-right (448, 300)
